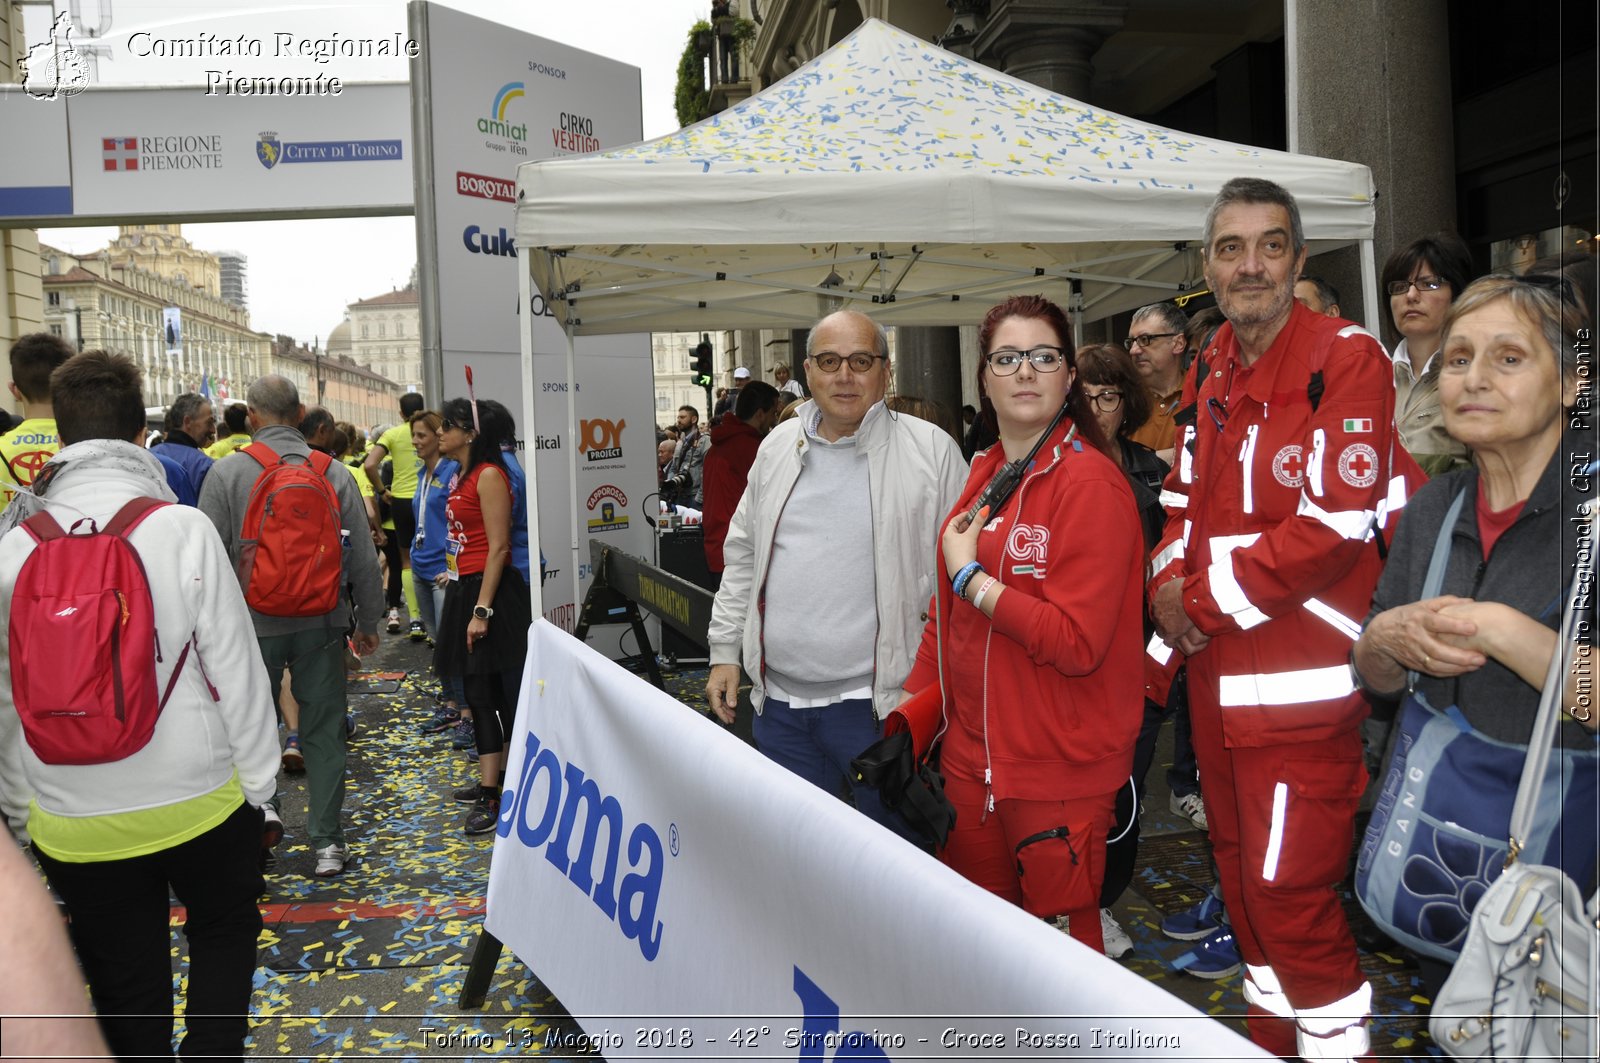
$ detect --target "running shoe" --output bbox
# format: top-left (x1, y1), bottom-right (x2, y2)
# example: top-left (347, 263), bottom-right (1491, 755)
top-left (452, 783), bottom-right (484, 804)
top-left (450, 718), bottom-right (476, 750)
top-left (261, 806), bottom-right (283, 850)
top-left (421, 709), bottom-right (459, 734)
top-left (1171, 925), bottom-right (1241, 980)
top-left (386, 607), bottom-right (401, 634)
top-left (281, 734), bottom-right (305, 774)
top-left (345, 713), bottom-right (358, 739)
top-left (1161, 887), bottom-right (1227, 941)
top-left (408, 618), bottom-right (427, 642)
top-left (1100, 908), bottom-right (1134, 959)
top-left (463, 795), bottom-right (500, 835)
top-left (1170, 790), bottom-right (1209, 831)
top-left (313, 843), bottom-right (349, 878)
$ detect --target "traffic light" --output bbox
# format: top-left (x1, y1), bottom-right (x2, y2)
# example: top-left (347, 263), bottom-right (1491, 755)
top-left (693, 341), bottom-right (714, 387)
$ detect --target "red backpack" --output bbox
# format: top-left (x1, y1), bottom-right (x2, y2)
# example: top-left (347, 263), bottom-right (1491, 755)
top-left (237, 442), bottom-right (343, 617)
top-left (9, 496), bottom-right (193, 765)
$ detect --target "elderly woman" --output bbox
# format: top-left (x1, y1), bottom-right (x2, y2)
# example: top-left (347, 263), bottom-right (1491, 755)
top-left (903, 295), bottom-right (1144, 955)
top-left (1382, 232), bottom-right (1475, 475)
top-left (1352, 273), bottom-right (1597, 990)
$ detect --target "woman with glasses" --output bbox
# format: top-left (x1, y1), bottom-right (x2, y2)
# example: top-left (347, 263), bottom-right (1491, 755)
top-left (903, 295), bottom-right (1144, 954)
top-left (1352, 273), bottom-right (1597, 996)
top-left (1381, 233), bottom-right (1475, 475)
top-left (433, 398), bottom-right (533, 836)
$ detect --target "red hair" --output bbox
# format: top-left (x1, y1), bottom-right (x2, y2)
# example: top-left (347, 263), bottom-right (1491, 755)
top-left (974, 294), bottom-right (1110, 457)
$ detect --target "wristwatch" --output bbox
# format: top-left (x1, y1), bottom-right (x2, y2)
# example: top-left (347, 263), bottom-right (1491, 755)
top-left (472, 605), bottom-right (495, 620)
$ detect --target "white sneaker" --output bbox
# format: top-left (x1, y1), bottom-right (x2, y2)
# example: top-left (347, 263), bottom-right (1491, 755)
top-left (385, 607), bottom-right (401, 634)
top-left (1170, 790), bottom-right (1209, 832)
top-left (313, 843), bottom-right (349, 878)
top-left (261, 806), bottom-right (283, 850)
top-left (1100, 908), bottom-right (1134, 958)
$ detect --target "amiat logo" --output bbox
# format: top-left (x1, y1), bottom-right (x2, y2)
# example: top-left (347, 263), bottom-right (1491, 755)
top-left (497, 728), bottom-right (666, 961)
top-left (478, 81), bottom-right (528, 155)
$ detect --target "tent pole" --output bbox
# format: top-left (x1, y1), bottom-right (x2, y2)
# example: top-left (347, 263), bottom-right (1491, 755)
top-left (519, 254), bottom-right (543, 620)
top-left (564, 317), bottom-right (583, 632)
top-left (1359, 239), bottom-right (1382, 337)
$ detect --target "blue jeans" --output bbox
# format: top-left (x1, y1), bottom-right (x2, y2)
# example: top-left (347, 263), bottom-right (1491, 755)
top-left (413, 571), bottom-right (465, 706)
top-left (752, 696), bottom-right (920, 844)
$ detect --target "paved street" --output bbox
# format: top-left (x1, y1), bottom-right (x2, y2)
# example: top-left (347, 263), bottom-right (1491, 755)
top-left (134, 633), bottom-right (1433, 1058)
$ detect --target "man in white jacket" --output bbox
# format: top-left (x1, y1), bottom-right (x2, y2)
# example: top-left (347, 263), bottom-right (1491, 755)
top-left (0, 350), bottom-right (279, 1061)
top-left (706, 311), bottom-right (967, 837)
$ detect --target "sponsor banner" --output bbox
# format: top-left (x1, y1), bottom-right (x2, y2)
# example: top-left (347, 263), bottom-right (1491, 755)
top-left (162, 306), bottom-right (183, 356)
top-left (0, 86), bottom-right (73, 218)
top-left (456, 170), bottom-right (515, 202)
top-left (29, 82), bottom-right (413, 222)
top-left (487, 623), bottom-right (1270, 1060)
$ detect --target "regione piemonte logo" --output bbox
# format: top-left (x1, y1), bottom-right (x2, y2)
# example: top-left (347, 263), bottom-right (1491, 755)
top-left (103, 137), bottom-right (139, 172)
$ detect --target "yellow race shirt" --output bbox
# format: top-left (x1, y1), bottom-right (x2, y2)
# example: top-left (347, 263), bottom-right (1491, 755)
top-left (377, 421), bottom-right (420, 500)
top-left (0, 416), bottom-right (59, 509)
top-left (206, 431), bottom-right (252, 459)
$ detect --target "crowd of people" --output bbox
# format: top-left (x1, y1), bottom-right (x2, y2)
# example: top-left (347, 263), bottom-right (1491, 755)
top-left (0, 172), bottom-right (1593, 1061)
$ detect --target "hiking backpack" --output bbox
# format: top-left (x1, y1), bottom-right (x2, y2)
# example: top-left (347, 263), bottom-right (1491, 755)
top-left (9, 496), bottom-right (191, 765)
top-left (237, 442), bottom-right (343, 617)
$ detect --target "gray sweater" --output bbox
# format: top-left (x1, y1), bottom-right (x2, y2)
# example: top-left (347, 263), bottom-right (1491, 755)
top-left (198, 423), bottom-right (385, 637)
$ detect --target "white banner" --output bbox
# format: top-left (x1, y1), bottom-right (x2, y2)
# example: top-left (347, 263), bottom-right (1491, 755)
top-left (0, 82), bottom-right (412, 224)
top-left (486, 622), bottom-right (1272, 1060)
top-left (161, 306), bottom-right (183, 357)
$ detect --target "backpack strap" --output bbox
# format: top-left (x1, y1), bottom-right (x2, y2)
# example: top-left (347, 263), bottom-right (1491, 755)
top-left (102, 495), bottom-right (170, 538)
top-left (20, 510), bottom-right (67, 543)
top-left (304, 449), bottom-right (336, 478)
top-left (240, 441), bottom-right (279, 469)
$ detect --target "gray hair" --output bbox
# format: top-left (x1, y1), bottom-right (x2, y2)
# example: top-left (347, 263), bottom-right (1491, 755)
top-left (1202, 177), bottom-right (1305, 257)
top-left (1444, 273), bottom-right (1586, 386)
top-left (247, 374), bottom-right (301, 424)
top-left (166, 392), bottom-right (209, 432)
top-left (805, 310), bottom-right (889, 361)
top-left (1132, 301), bottom-right (1189, 336)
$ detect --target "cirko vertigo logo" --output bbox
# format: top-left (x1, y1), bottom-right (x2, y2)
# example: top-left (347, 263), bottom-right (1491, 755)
top-left (497, 728), bottom-right (665, 961)
top-left (22, 12), bottom-right (89, 100)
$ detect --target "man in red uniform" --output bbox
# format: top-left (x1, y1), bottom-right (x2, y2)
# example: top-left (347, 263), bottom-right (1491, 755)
top-left (701, 381), bottom-right (780, 579)
top-left (1150, 178), bottom-right (1399, 1061)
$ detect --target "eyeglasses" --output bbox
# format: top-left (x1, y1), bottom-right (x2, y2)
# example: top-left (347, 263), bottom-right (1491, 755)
top-left (1386, 275), bottom-right (1446, 296)
top-left (985, 346), bottom-right (1065, 375)
top-left (1084, 388), bottom-right (1123, 413)
top-left (808, 352), bottom-right (887, 374)
top-left (1125, 331), bottom-right (1179, 350)
top-left (440, 418), bottom-right (467, 432)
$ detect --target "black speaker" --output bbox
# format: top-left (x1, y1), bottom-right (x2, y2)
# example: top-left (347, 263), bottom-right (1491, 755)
top-left (657, 527), bottom-right (716, 662)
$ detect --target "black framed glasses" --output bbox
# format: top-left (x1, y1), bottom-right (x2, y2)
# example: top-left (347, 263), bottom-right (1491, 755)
top-left (1084, 388), bottom-right (1123, 413)
top-left (1125, 331), bottom-right (1180, 350)
top-left (1386, 275), bottom-right (1446, 296)
top-left (985, 346), bottom-right (1065, 375)
top-left (809, 352), bottom-right (887, 374)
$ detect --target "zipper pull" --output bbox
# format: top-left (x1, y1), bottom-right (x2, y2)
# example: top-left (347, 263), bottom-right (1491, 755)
top-left (154, 629), bottom-right (163, 663)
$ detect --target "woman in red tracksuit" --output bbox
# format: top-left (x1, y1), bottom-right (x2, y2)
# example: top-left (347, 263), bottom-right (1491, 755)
top-left (903, 294), bottom-right (1145, 953)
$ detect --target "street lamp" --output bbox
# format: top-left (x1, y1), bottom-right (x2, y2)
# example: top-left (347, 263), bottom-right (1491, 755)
top-left (314, 335), bottom-right (325, 404)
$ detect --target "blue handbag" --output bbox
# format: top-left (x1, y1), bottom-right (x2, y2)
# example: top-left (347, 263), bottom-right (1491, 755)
top-left (1354, 490), bottom-right (1599, 962)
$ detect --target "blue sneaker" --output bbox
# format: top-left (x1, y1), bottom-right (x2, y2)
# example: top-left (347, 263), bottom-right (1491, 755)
top-left (1160, 887), bottom-right (1226, 941)
top-left (1170, 924), bottom-right (1241, 980)
top-left (450, 718), bottom-right (475, 750)
top-left (421, 708), bottom-right (459, 734)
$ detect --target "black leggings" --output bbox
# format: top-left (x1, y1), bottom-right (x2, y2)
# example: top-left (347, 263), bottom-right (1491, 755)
top-left (469, 669), bottom-right (522, 760)
top-left (380, 534), bottom-right (402, 609)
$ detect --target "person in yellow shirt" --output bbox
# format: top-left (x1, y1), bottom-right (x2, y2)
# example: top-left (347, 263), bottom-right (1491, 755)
top-left (364, 393), bottom-right (426, 637)
top-left (0, 334), bottom-right (72, 511)
top-left (205, 402), bottom-right (251, 459)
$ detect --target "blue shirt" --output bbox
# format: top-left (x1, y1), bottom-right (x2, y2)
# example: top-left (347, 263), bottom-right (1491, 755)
top-left (410, 458), bottom-right (458, 581)
top-left (155, 453), bottom-right (198, 506)
top-left (501, 449), bottom-right (531, 584)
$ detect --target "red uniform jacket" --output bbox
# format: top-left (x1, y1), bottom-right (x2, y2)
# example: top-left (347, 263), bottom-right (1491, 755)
top-left (701, 412), bottom-right (763, 573)
top-left (905, 420), bottom-right (1144, 802)
top-left (1147, 302), bottom-right (1404, 747)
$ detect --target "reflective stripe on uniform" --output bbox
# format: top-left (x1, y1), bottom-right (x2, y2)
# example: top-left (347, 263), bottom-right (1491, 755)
top-left (1152, 538), bottom-right (1184, 573)
top-left (1305, 597), bottom-right (1363, 641)
top-left (1262, 781), bottom-right (1288, 881)
top-left (1159, 489), bottom-right (1189, 510)
top-left (1297, 494), bottom-right (1376, 540)
top-left (1208, 556), bottom-right (1271, 630)
top-left (1307, 427), bottom-right (1327, 498)
top-left (1178, 425), bottom-right (1194, 484)
top-left (1239, 423), bottom-right (1260, 516)
top-left (1243, 964), bottom-right (1293, 1016)
top-left (1374, 472), bottom-right (1409, 529)
top-left (1218, 664), bottom-right (1356, 707)
top-left (1296, 982), bottom-right (1373, 1061)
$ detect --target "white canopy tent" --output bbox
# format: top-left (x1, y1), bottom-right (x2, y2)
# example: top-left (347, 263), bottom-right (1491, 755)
top-left (513, 17), bottom-right (1381, 614)
top-left (515, 18), bottom-right (1380, 338)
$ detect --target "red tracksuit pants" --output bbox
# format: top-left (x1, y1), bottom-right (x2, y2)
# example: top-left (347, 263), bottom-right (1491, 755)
top-left (1188, 653), bottom-right (1372, 1059)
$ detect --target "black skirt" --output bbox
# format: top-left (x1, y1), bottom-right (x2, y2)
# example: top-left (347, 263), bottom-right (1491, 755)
top-left (433, 570), bottom-right (532, 677)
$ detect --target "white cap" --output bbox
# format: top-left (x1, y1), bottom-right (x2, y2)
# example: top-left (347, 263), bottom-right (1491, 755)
top-left (732, 366), bottom-right (751, 380)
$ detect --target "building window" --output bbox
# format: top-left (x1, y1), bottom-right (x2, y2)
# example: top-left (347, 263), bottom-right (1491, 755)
top-left (362, 324), bottom-right (369, 339)
top-left (378, 323), bottom-right (387, 338)
top-left (47, 291), bottom-right (61, 306)
top-left (656, 392), bottom-right (670, 411)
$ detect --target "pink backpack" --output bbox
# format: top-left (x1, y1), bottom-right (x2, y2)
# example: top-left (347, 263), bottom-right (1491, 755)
top-left (8, 496), bottom-right (192, 765)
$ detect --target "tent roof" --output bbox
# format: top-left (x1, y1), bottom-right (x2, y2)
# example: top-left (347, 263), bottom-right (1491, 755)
top-left (516, 19), bottom-right (1374, 334)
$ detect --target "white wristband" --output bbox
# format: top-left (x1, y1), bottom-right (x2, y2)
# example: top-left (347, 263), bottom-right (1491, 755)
top-left (970, 576), bottom-right (998, 611)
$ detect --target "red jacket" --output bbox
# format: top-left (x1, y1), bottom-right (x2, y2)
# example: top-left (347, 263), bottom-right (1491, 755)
top-left (904, 420), bottom-right (1144, 803)
top-left (701, 412), bottom-right (763, 573)
top-left (1147, 302), bottom-right (1401, 747)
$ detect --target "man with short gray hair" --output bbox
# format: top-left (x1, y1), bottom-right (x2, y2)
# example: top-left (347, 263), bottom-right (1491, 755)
top-left (152, 391), bottom-right (215, 497)
top-left (199, 375), bottom-right (384, 878)
top-left (1126, 301), bottom-right (1188, 462)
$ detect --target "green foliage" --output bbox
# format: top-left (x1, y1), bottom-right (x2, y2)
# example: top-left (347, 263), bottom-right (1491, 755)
top-left (675, 20), bottom-right (713, 128)
top-left (730, 18), bottom-right (757, 44)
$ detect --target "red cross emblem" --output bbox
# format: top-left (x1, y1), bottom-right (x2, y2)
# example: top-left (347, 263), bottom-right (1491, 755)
top-left (1271, 445), bottom-right (1306, 487)
top-left (101, 136), bottom-right (138, 171)
top-left (1337, 443), bottom-right (1379, 488)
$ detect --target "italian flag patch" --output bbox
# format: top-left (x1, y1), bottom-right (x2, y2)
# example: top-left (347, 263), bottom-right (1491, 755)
top-left (1343, 417), bottom-right (1373, 433)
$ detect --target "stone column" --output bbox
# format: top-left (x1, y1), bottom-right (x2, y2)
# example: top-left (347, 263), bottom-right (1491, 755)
top-left (971, 0), bottom-right (1126, 101)
top-left (1292, 0), bottom-right (1455, 338)
top-left (893, 325), bottom-right (964, 438)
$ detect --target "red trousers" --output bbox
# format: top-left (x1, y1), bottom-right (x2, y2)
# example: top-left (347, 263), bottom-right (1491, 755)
top-left (940, 763), bottom-right (1116, 955)
top-left (1187, 661), bottom-right (1369, 1054)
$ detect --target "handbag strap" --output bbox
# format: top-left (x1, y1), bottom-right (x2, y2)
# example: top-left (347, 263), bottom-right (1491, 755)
top-left (1505, 499), bottom-right (1597, 866)
top-left (1406, 488), bottom-right (1468, 690)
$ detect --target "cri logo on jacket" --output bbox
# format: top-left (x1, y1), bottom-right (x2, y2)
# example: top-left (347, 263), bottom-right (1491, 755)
top-left (1006, 523), bottom-right (1049, 578)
